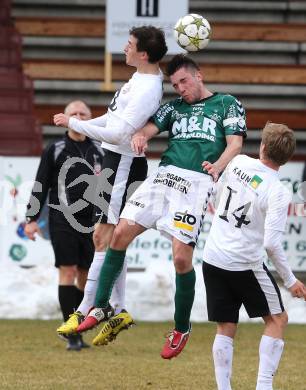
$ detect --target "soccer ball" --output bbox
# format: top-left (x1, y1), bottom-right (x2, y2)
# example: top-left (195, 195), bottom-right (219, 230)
top-left (174, 14), bottom-right (211, 52)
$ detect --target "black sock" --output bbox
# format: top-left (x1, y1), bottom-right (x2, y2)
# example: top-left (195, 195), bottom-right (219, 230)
top-left (58, 285), bottom-right (77, 322)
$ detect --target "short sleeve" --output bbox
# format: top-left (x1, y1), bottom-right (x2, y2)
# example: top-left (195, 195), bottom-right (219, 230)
top-left (265, 183), bottom-right (292, 232)
top-left (151, 101), bottom-right (175, 134)
top-left (222, 95), bottom-right (247, 138)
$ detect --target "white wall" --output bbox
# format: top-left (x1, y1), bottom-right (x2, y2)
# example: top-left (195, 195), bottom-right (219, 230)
top-left (0, 157), bottom-right (305, 322)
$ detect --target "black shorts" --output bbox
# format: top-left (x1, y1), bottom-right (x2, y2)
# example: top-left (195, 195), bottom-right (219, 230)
top-left (93, 149), bottom-right (148, 225)
top-left (50, 229), bottom-right (94, 269)
top-left (202, 262), bottom-right (284, 323)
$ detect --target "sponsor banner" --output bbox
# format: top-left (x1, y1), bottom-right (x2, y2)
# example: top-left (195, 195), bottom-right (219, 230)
top-left (275, 162), bottom-right (306, 271)
top-left (106, 0), bottom-right (188, 54)
top-left (0, 157), bottom-right (305, 272)
top-left (0, 157), bottom-right (54, 268)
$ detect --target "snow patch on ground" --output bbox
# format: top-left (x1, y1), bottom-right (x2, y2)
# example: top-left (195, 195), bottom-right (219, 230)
top-left (1, 260), bottom-right (305, 324)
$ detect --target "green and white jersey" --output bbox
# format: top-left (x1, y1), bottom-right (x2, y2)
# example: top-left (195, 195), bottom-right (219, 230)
top-left (152, 93), bottom-right (247, 174)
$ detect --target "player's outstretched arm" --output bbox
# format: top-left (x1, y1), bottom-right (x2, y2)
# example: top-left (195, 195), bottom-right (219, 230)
top-left (202, 135), bottom-right (243, 181)
top-left (54, 113), bottom-right (104, 141)
top-left (53, 113), bottom-right (107, 129)
top-left (54, 113), bottom-right (135, 144)
top-left (131, 122), bottom-right (159, 155)
top-left (86, 114), bottom-right (107, 127)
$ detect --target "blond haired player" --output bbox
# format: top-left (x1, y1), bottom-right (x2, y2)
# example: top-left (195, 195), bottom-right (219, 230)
top-left (202, 123), bottom-right (306, 390)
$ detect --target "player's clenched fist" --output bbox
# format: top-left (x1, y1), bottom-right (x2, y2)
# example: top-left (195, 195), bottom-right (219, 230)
top-left (202, 160), bottom-right (221, 182)
top-left (24, 221), bottom-right (39, 241)
top-left (131, 134), bottom-right (148, 155)
top-left (289, 280), bottom-right (306, 300)
top-left (54, 113), bottom-right (70, 128)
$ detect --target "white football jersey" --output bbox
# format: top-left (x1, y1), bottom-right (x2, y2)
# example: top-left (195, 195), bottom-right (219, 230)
top-left (102, 71), bottom-right (163, 156)
top-left (203, 154), bottom-right (292, 271)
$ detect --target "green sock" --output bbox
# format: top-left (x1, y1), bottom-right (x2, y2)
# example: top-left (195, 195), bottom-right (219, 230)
top-left (174, 268), bottom-right (196, 333)
top-left (95, 248), bottom-right (126, 308)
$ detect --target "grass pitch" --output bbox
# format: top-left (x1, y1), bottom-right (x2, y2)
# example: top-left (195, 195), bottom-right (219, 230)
top-left (0, 320), bottom-right (305, 390)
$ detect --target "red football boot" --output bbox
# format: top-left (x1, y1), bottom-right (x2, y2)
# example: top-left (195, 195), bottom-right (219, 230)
top-left (160, 327), bottom-right (191, 359)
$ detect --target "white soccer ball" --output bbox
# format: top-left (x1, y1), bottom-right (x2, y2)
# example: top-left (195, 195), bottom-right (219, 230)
top-left (174, 13), bottom-right (211, 52)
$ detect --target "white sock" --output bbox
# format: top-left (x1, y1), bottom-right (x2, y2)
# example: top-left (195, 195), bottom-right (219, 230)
top-left (110, 257), bottom-right (127, 315)
top-left (212, 334), bottom-right (233, 390)
top-left (77, 251), bottom-right (105, 315)
top-left (256, 335), bottom-right (284, 390)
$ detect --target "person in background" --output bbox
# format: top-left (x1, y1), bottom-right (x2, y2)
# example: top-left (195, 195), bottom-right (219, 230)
top-left (25, 100), bottom-right (104, 351)
top-left (202, 122), bottom-right (306, 390)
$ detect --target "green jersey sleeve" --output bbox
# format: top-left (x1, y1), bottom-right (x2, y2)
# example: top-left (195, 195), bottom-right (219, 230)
top-left (152, 101), bottom-right (175, 134)
top-left (222, 95), bottom-right (247, 138)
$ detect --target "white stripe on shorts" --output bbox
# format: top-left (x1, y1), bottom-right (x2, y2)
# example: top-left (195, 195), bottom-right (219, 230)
top-left (253, 266), bottom-right (284, 315)
top-left (107, 155), bottom-right (133, 224)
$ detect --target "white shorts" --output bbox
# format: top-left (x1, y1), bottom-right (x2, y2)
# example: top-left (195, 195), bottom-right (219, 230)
top-left (120, 165), bottom-right (214, 245)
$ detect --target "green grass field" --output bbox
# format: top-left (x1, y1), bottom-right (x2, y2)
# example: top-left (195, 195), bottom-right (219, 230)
top-left (0, 320), bottom-right (305, 390)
